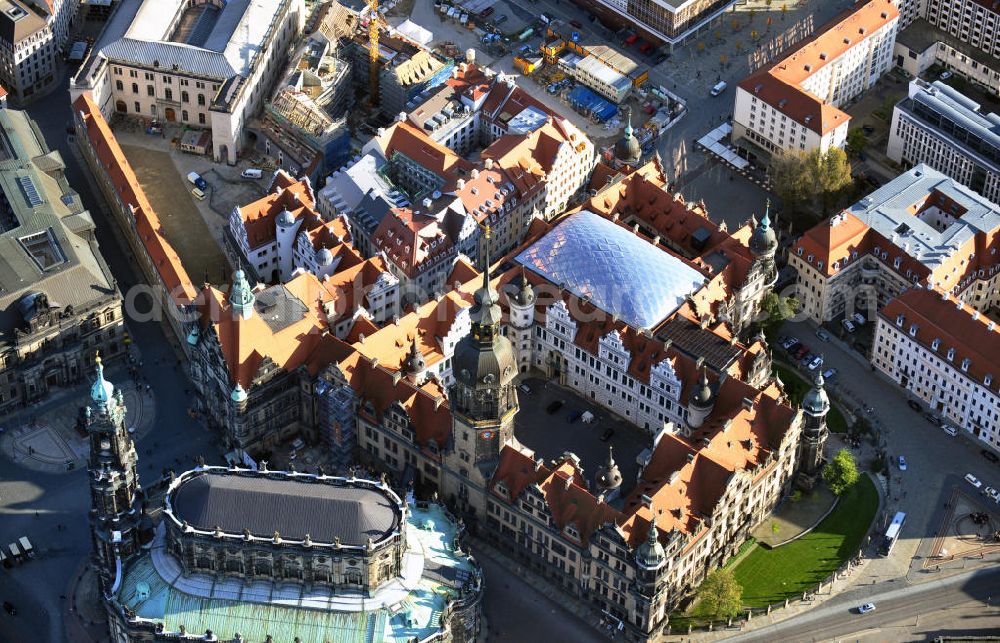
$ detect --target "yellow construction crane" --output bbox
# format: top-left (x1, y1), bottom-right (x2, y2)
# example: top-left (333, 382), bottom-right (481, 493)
top-left (368, 0), bottom-right (381, 105)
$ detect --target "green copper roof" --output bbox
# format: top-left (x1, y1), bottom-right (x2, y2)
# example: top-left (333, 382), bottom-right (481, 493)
top-left (117, 503), bottom-right (475, 642)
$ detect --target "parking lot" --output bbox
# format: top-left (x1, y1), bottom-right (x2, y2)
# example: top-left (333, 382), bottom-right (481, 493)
top-left (514, 376), bottom-right (653, 492)
top-left (111, 119), bottom-right (268, 286)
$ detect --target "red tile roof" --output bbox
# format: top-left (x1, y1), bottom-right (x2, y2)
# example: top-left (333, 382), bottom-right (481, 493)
top-left (738, 0), bottom-right (898, 135)
top-left (238, 172), bottom-right (350, 251)
top-left (880, 287), bottom-right (1000, 394)
top-left (73, 94), bottom-right (197, 303)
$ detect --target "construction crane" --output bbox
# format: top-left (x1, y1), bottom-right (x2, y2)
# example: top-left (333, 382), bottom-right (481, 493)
top-left (367, 0), bottom-right (382, 105)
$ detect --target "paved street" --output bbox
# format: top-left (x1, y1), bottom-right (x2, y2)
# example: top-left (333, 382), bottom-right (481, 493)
top-left (729, 565), bottom-right (1000, 642)
top-left (0, 65), bottom-right (228, 643)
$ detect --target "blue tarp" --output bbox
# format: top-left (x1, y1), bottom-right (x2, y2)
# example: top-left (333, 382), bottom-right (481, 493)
top-left (567, 86), bottom-right (617, 121)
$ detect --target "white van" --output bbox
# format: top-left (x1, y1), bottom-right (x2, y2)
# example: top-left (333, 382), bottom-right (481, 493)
top-left (241, 168), bottom-right (263, 180)
top-left (191, 187), bottom-right (207, 201)
top-left (710, 81), bottom-right (727, 96)
top-left (942, 424), bottom-right (958, 436)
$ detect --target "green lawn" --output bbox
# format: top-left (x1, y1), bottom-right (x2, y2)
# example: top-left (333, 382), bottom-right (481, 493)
top-left (774, 364), bottom-right (849, 433)
top-left (730, 476), bottom-right (879, 608)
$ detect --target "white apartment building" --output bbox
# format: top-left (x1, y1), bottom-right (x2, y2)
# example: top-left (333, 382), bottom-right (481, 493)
top-left (733, 0), bottom-right (899, 158)
top-left (0, 0), bottom-right (56, 101)
top-left (70, 0), bottom-right (304, 164)
top-left (888, 79), bottom-right (1000, 204)
top-left (791, 164), bottom-right (1000, 324)
top-left (919, 0), bottom-right (1000, 60)
top-left (873, 285), bottom-right (999, 452)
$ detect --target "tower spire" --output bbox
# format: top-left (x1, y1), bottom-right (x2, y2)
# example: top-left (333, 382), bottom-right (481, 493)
top-left (761, 199), bottom-right (771, 229)
top-left (482, 224), bottom-right (492, 294)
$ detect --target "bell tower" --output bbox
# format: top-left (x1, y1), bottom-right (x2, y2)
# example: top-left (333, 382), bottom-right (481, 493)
top-left (86, 353), bottom-right (144, 593)
top-left (449, 227), bottom-right (519, 468)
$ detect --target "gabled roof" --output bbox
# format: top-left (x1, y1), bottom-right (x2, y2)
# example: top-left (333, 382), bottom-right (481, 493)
top-left (737, 0), bottom-right (898, 135)
top-left (73, 93), bottom-right (196, 303)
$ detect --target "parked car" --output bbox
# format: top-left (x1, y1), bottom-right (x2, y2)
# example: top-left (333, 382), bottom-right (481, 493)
top-left (841, 319), bottom-right (856, 333)
top-left (940, 70), bottom-right (953, 79)
top-left (518, 383), bottom-right (531, 395)
top-left (942, 424), bottom-right (959, 437)
top-left (241, 168), bottom-right (263, 179)
top-left (567, 410), bottom-right (583, 423)
top-left (965, 473), bottom-right (982, 488)
top-left (186, 171), bottom-right (208, 190)
top-left (570, 18), bottom-right (582, 28)
top-left (479, 6), bottom-right (494, 17)
top-left (897, 455), bottom-right (907, 470)
top-left (985, 486), bottom-right (999, 502)
top-left (191, 187), bottom-right (207, 201)
top-left (600, 427), bottom-right (615, 441)
top-left (857, 603), bottom-right (876, 614)
top-left (495, 14), bottom-right (508, 24)
top-left (807, 355), bottom-right (823, 371)
top-left (822, 368), bottom-right (838, 380)
top-left (907, 399), bottom-right (922, 412)
top-left (781, 337), bottom-right (798, 350)
top-left (982, 449), bottom-right (999, 464)
top-left (816, 329), bottom-right (831, 342)
top-left (794, 344), bottom-right (810, 360)
top-left (853, 312), bottom-right (866, 325)
top-left (546, 400), bottom-right (564, 414)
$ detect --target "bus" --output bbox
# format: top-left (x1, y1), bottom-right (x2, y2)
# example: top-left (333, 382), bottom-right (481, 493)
top-left (878, 511), bottom-right (906, 556)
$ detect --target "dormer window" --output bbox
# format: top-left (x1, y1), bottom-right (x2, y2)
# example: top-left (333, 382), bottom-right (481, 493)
top-left (796, 247), bottom-right (804, 256)
top-left (931, 338), bottom-right (940, 350)
top-left (960, 358), bottom-right (971, 372)
top-left (807, 253), bottom-right (814, 263)
top-left (893, 257), bottom-right (902, 269)
top-left (946, 347), bottom-right (955, 361)
top-left (909, 324), bottom-right (918, 337)
top-left (817, 260), bottom-right (824, 270)
top-left (986, 374), bottom-right (993, 387)
top-left (896, 314), bottom-right (904, 327)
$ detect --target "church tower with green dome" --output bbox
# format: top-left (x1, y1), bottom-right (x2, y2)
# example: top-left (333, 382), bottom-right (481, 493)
top-left (86, 353), bottom-right (147, 594)
top-left (798, 369), bottom-right (830, 479)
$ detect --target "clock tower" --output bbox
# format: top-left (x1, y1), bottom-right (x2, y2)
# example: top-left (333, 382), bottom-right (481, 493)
top-left (449, 227), bottom-right (519, 469)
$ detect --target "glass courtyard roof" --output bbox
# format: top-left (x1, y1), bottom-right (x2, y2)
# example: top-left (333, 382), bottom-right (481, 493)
top-left (515, 210), bottom-right (706, 329)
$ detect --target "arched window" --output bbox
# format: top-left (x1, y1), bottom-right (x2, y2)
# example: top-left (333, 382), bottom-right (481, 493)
top-left (182, 110), bottom-right (189, 121)
top-left (133, 101), bottom-right (140, 113)
top-left (197, 94), bottom-right (206, 106)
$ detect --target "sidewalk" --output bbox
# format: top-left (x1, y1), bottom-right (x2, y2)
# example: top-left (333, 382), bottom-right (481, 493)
top-left (64, 561), bottom-right (108, 643)
top-left (471, 538), bottom-right (612, 638)
top-left (0, 360), bottom-right (157, 474)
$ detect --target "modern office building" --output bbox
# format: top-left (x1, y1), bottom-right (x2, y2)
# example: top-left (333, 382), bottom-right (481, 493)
top-left (791, 164), bottom-right (1000, 324)
top-left (0, 108), bottom-right (123, 413)
top-left (574, 0), bottom-right (739, 48)
top-left (888, 79), bottom-right (1000, 203)
top-left (733, 0), bottom-right (899, 158)
top-left (70, 0), bottom-right (306, 164)
top-left (893, 0), bottom-right (1000, 61)
top-left (873, 285), bottom-right (999, 451)
top-left (893, 18), bottom-right (1000, 96)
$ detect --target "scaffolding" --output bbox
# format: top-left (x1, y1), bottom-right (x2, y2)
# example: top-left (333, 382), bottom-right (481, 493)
top-left (316, 379), bottom-right (357, 469)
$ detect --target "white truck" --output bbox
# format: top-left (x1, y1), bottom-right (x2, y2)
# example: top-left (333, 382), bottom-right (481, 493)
top-left (710, 81), bottom-right (727, 96)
